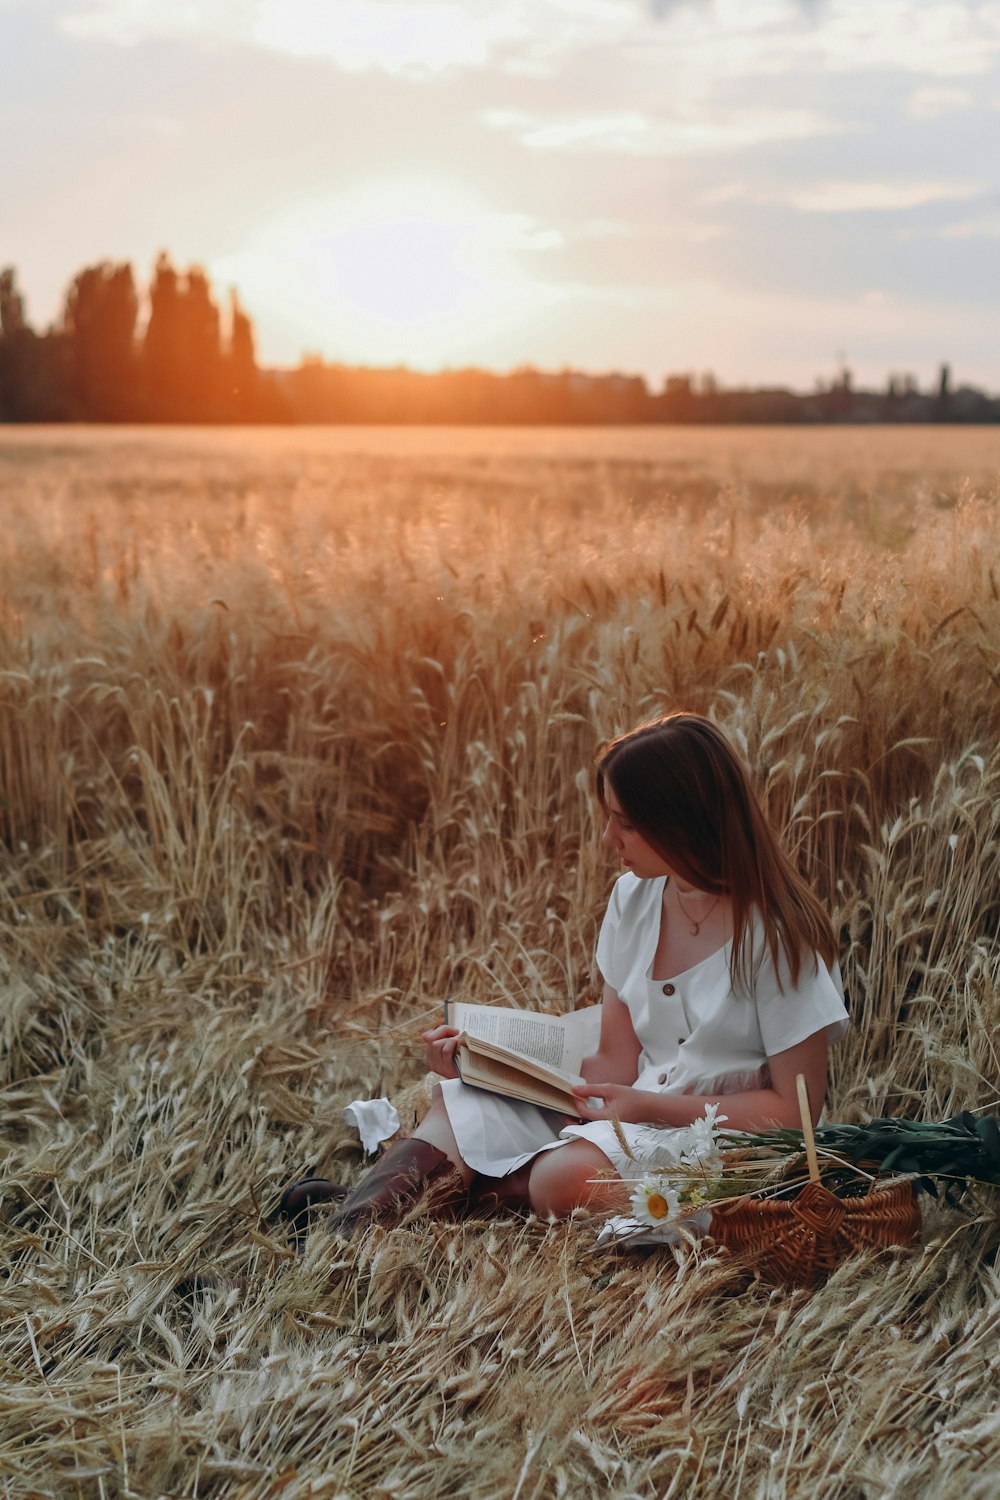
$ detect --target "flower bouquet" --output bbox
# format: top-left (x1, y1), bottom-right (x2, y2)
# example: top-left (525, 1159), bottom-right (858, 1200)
top-left (600, 1101), bottom-right (742, 1247)
top-left (604, 1079), bottom-right (1000, 1289)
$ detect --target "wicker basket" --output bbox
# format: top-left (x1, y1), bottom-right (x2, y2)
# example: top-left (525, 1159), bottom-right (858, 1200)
top-left (708, 1078), bottom-right (923, 1290)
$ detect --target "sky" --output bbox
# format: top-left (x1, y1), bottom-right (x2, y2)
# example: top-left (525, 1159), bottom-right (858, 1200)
top-left (2, 0), bottom-right (1000, 390)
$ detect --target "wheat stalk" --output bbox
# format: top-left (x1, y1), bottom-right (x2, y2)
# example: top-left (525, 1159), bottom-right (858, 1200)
top-left (2, 426), bottom-right (1000, 1498)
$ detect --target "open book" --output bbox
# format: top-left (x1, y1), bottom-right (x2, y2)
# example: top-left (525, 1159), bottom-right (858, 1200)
top-left (444, 1000), bottom-right (603, 1116)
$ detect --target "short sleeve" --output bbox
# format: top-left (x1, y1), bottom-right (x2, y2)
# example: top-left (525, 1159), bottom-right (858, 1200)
top-left (754, 943), bottom-right (849, 1058)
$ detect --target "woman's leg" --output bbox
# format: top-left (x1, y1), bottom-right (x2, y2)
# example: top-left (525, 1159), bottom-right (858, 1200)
top-left (412, 1097), bottom-right (629, 1218)
top-left (526, 1139), bottom-right (629, 1218)
top-left (409, 1085), bottom-right (475, 1188)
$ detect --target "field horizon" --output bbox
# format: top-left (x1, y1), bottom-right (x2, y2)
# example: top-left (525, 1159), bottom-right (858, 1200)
top-left (3, 425), bottom-right (1000, 1499)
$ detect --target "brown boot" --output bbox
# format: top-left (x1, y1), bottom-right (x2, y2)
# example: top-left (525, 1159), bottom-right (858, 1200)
top-left (466, 1161), bottom-right (535, 1217)
top-left (276, 1177), bottom-right (348, 1246)
top-left (326, 1138), bottom-right (467, 1237)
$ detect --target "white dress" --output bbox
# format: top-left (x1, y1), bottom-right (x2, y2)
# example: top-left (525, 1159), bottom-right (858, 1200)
top-left (441, 872), bottom-right (850, 1179)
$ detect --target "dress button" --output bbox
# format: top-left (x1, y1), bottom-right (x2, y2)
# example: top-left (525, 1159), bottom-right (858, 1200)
top-left (662, 983), bottom-right (675, 996)
top-left (658, 1072), bottom-right (668, 1085)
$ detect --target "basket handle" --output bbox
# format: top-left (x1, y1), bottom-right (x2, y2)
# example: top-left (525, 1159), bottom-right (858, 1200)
top-left (796, 1074), bottom-right (820, 1185)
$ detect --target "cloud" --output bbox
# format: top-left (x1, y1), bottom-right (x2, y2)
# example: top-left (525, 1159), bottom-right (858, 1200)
top-left (637, 0), bottom-right (1000, 82)
top-left (709, 178), bottom-right (990, 215)
top-left (483, 105), bottom-right (844, 155)
top-left (646, 0), bottom-right (826, 15)
top-left (57, 0), bottom-right (530, 74)
top-left (53, 0), bottom-right (669, 79)
top-left (807, 2), bottom-right (1000, 79)
top-left (484, 110), bottom-right (651, 151)
top-left (906, 86), bottom-right (973, 119)
top-left (251, 0), bottom-right (526, 76)
top-left (778, 179), bottom-right (987, 212)
top-left (939, 214), bottom-right (1000, 239)
top-left (59, 0), bottom-right (237, 47)
top-left (56, 0), bottom-right (1000, 84)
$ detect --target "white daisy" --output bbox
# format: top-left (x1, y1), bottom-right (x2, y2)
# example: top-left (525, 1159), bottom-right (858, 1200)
top-left (629, 1176), bottom-right (681, 1228)
top-left (679, 1104), bottom-right (729, 1172)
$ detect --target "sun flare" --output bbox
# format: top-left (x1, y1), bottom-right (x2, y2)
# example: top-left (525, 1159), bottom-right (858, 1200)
top-left (315, 184), bottom-right (486, 327)
top-left (212, 177), bottom-right (557, 368)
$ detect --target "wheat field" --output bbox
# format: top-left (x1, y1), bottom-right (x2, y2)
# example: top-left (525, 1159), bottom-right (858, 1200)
top-left (2, 424), bottom-right (1000, 1500)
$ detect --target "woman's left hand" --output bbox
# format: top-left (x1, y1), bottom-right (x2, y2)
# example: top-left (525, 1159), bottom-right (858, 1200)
top-left (571, 1081), bottom-right (649, 1123)
top-left (421, 1024), bottom-right (461, 1079)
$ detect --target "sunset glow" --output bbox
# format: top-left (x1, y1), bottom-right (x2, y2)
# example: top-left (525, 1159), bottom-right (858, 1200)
top-left (5, 0), bottom-right (1000, 385)
top-left (213, 180), bottom-right (561, 368)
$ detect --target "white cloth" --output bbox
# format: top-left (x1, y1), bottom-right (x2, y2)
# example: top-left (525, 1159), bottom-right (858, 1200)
top-left (342, 1097), bottom-right (401, 1155)
top-left (596, 1208), bottom-right (713, 1248)
top-left (441, 872), bottom-right (849, 1178)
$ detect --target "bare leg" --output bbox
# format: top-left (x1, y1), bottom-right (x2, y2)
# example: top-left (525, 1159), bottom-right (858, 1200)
top-left (527, 1139), bottom-right (629, 1218)
top-left (409, 1091), bottom-right (628, 1215)
top-left (410, 1085), bottom-right (474, 1188)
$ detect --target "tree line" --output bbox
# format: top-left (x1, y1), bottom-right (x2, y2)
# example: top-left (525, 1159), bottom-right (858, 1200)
top-left (279, 360), bottom-right (1000, 425)
top-left (3, 254), bottom-right (998, 425)
top-left (0, 255), bottom-right (286, 423)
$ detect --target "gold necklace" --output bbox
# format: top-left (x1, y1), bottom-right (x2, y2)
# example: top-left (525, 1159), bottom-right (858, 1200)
top-left (672, 879), bottom-right (720, 936)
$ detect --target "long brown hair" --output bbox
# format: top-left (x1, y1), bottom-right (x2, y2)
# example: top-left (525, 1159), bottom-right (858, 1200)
top-left (596, 713), bottom-right (836, 993)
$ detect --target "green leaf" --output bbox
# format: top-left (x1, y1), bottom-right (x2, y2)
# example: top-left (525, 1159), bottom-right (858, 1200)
top-left (974, 1115), bottom-right (1000, 1166)
top-left (880, 1144), bottom-right (920, 1171)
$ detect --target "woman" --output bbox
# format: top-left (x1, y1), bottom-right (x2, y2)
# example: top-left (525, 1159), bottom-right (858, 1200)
top-left (285, 713), bottom-right (848, 1236)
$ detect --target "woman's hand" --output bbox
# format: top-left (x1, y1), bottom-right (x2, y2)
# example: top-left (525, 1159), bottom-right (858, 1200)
top-left (571, 1081), bottom-right (656, 1124)
top-left (422, 1024), bottom-right (461, 1080)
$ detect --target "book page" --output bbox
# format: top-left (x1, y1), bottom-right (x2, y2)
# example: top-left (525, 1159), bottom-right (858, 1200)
top-left (446, 1001), bottom-right (601, 1073)
top-left (457, 1048), bottom-right (582, 1115)
top-left (466, 1035), bottom-right (585, 1090)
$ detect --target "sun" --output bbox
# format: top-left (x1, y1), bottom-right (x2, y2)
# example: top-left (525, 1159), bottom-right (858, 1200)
top-left (211, 177), bottom-right (558, 369)
top-left (313, 180), bottom-right (486, 327)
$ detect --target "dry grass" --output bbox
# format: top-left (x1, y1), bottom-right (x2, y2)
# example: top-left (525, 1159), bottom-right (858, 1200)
top-left (2, 424), bottom-right (1000, 1499)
